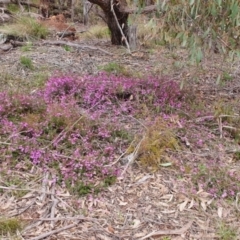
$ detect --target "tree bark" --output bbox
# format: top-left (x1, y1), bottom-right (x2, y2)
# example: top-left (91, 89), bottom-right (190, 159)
top-left (104, 7), bottom-right (129, 45)
top-left (129, 25), bottom-right (137, 50)
top-left (87, 0), bottom-right (129, 45)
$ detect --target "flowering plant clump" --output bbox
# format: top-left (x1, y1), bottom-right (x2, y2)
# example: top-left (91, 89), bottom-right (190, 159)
top-left (0, 73), bottom-right (184, 195)
top-left (177, 158), bottom-right (240, 199)
top-left (0, 92), bottom-right (45, 117)
top-left (44, 73), bottom-right (183, 115)
top-left (43, 76), bottom-right (80, 102)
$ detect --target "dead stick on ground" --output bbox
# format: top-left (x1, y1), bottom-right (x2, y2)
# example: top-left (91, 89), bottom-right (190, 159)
top-left (40, 171), bottom-right (49, 202)
top-left (59, 24), bottom-right (75, 40)
top-left (25, 216), bottom-right (106, 225)
top-left (42, 40), bottom-right (113, 55)
top-left (28, 221), bottom-right (81, 240)
top-left (23, 206), bottom-right (51, 233)
top-left (10, 40), bottom-right (113, 55)
top-left (50, 186), bottom-right (58, 229)
top-left (120, 137), bottom-right (144, 177)
top-left (139, 220), bottom-right (193, 240)
top-left (10, 200), bottom-right (35, 217)
top-left (0, 185), bottom-right (69, 196)
top-left (236, 192), bottom-right (240, 212)
top-left (105, 138), bottom-right (136, 167)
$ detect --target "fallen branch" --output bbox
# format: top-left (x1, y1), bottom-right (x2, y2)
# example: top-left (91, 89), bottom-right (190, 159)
top-left (56, 31), bottom-right (75, 38)
top-left (10, 40), bottom-right (26, 47)
top-left (140, 220), bottom-right (193, 240)
top-left (25, 216), bottom-right (106, 224)
top-left (236, 192), bottom-right (240, 212)
top-left (10, 200), bottom-right (35, 217)
top-left (9, 39), bottom-right (113, 55)
top-left (42, 40), bottom-right (113, 55)
top-left (0, 7), bottom-right (12, 14)
top-left (50, 186), bottom-right (58, 229)
top-left (28, 221), bottom-right (81, 240)
top-left (0, 44), bottom-right (12, 52)
top-left (0, 185), bottom-right (70, 196)
top-left (40, 172), bottom-right (49, 202)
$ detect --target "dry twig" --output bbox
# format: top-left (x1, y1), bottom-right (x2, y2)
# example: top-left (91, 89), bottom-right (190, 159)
top-left (40, 172), bottom-right (49, 202)
top-left (0, 185), bottom-right (69, 196)
top-left (236, 192), bottom-right (240, 212)
top-left (120, 136), bottom-right (144, 177)
top-left (50, 186), bottom-right (58, 229)
top-left (139, 220), bottom-right (193, 240)
top-left (42, 40), bottom-right (113, 55)
top-left (28, 221), bottom-right (81, 240)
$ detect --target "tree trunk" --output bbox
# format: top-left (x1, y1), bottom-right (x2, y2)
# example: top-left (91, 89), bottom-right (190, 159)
top-left (83, 0), bottom-right (91, 25)
top-left (87, 0), bottom-right (129, 45)
top-left (104, 7), bottom-right (129, 45)
top-left (129, 25), bottom-right (137, 50)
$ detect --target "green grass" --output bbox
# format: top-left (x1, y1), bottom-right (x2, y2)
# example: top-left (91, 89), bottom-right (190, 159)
top-left (81, 25), bottom-right (110, 39)
top-left (63, 45), bottom-right (72, 52)
top-left (0, 16), bottom-right (49, 40)
top-left (217, 222), bottom-right (237, 240)
top-left (98, 62), bottom-right (131, 76)
top-left (0, 69), bottom-right (49, 92)
top-left (21, 43), bottom-right (33, 52)
top-left (20, 56), bottom-right (34, 70)
top-left (7, 3), bottom-right (19, 12)
top-left (31, 71), bottom-right (49, 88)
top-left (0, 218), bottom-right (22, 235)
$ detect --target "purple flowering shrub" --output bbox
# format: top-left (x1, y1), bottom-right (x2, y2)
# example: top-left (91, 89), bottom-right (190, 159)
top-left (0, 92), bottom-right (45, 117)
top-left (195, 164), bottom-right (240, 199)
top-left (44, 73), bottom-right (183, 115)
top-left (1, 72), bottom-right (239, 198)
top-left (43, 76), bottom-right (80, 102)
top-left (0, 73), bottom-right (184, 195)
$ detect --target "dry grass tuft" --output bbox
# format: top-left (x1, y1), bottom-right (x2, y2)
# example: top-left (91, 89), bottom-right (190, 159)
top-left (0, 16), bottom-right (49, 40)
top-left (81, 25), bottom-right (110, 39)
top-left (136, 117), bottom-right (179, 170)
top-left (0, 218), bottom-right (22, 235)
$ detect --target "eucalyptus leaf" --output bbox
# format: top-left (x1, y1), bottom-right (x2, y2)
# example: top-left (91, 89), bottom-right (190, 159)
top-left (160, 163), bottom-right (172, 167)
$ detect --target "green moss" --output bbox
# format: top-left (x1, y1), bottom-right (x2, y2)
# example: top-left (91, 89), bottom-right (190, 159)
top-left (135, 117), bottom-right (179, 170)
